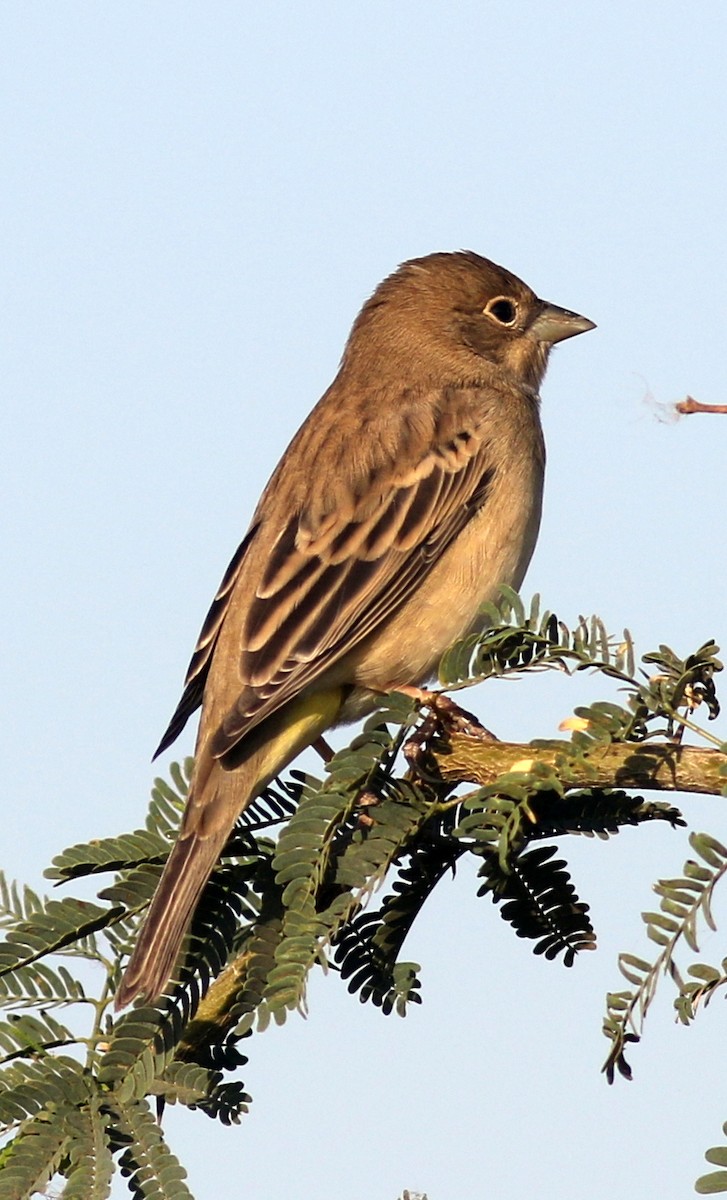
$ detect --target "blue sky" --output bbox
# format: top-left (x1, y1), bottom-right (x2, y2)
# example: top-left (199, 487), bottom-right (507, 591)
top-left (3, 4), bottom-right (727, 1197)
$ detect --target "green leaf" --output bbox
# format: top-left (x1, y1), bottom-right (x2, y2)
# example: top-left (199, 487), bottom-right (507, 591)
top-left (60, 1096), bottom-right (115, 1200)
top-left (0, 898), bottom-right (123, 980)
top-left (114, 1097), bottom-right (194, 1199)
top-left (696, 1170), bottom-right (727, 1194)
top-left (0, 1111), bottom-right (72, 1200)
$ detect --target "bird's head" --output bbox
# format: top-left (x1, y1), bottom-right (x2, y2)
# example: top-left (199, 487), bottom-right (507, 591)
top-left (343, 250), bottom-right (595, 392)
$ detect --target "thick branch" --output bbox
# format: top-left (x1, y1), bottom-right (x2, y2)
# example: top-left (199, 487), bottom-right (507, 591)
top-left (174, 733), bottom-right (725, 1060)
top-left (433, 734), bottom-right (726, 796)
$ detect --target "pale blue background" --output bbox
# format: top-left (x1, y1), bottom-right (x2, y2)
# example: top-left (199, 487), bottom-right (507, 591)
top-left (3, 4), bottom-right (727, 1198)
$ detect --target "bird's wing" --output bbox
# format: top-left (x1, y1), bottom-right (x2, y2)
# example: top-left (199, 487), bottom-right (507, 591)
top-left (153, 525), bottom-right (258, 757)
top-left (207, 384), bottom-right (498, 759)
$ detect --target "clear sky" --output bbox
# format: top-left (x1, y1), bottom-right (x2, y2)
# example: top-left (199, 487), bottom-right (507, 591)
top-left (3, 4), bottom-right (727, 1198)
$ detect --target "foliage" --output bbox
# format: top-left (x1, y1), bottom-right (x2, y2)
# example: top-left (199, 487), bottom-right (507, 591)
top-left (0, 592), bottom-right (724, 1197)
top-left (601, 828), bottom-right (727, 1193)
top-left (602, 831), bottom-right (727, 1084)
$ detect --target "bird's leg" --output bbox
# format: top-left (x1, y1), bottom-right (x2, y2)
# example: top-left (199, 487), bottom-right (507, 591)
top-left (402, 708), bottom-right (442, 775)
top-left (399, 688), bottom-right (498, 778)
top-left (394, 685), bottom-right (499, 742)
top-left (312, 735), bottom-right (334, 762)
top-left (428, 692), bottom-right (499, 742)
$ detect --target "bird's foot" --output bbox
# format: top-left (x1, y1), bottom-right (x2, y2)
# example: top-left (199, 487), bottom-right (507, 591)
top-left (354, 789), bottom-right (380, 828)
top-left (401, 688), bottom-right (498, 775)
top-left (396, 686), bottom-right (498, 741)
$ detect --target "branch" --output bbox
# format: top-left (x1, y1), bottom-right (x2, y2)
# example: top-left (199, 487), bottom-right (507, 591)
top-left (676, 395), bottom-right (727, 416)
top-left (171, 733), bottom-right (726, 1059)
top-left (432, 733), bottom-right (726, 796)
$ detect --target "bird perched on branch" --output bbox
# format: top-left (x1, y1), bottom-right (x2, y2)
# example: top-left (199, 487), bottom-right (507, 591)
top-left (116, 250), bottom-right (594, 1007)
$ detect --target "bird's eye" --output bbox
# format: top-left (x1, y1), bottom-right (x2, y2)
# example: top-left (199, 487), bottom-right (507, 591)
top-left (484, 297), bottom-right (518, 326)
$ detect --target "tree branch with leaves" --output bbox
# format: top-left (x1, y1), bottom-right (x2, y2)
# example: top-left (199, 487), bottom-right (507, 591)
top-left (0, 592), bottom-right (725, 1199)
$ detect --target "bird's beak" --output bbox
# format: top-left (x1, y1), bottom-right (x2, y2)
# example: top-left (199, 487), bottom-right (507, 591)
top-left (529, 301), bottom-right (596, 345)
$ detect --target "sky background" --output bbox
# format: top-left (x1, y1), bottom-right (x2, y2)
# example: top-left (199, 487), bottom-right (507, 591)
top-left (3, 4), bottom-right (727, 1198)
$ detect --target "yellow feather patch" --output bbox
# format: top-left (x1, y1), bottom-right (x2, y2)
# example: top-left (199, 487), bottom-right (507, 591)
top-left (253, 687), bottom-right (346, 793)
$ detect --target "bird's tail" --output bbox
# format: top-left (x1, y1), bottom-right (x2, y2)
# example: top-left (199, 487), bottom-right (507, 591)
top-left (114, 807), bottom-right (232, 1009)
top-left (115, 686), bottom-right (346, 1009)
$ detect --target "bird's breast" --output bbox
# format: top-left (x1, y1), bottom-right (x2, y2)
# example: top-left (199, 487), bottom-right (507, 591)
top-left (348, 427), bottom-right (544, 693)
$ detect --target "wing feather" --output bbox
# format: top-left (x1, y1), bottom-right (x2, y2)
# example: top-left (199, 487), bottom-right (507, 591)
top-left (152, 525), bottom-right (258, 758)
top-left (210, 448), bottom-right (496, 758)
top-left (158, 383), bottom-right (505, 765)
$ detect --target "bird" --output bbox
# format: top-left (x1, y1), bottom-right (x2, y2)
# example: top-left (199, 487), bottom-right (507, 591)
top-left (116, 250), bottom-right (595, 1007)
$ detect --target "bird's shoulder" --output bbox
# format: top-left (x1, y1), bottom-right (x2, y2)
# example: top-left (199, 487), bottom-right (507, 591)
top-left (251, 370), bottom-right (523, 539)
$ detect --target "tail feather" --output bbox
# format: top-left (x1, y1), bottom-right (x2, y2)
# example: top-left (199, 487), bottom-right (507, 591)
top-left (115, 818), bottom-right (230, 1009)
top-left (116, 687), bottom-right (346, 1009)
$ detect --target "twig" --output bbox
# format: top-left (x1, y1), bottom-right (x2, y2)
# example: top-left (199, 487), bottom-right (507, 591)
top-left (676, 395), bottom-right (727, 416)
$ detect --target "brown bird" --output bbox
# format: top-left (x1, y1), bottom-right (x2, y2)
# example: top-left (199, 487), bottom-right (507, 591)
top-left (116, 250), bottom-right (594, 1007)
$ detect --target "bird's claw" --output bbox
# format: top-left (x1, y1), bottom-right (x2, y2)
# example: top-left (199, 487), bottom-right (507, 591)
top-left (402, 690), bottom-right (498, 775)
